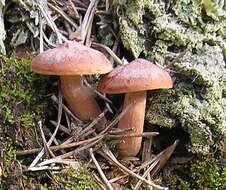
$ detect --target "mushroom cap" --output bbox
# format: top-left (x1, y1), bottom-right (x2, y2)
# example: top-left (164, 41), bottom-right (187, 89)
top-left (97, 58), bottom-right (173, 93)
top-left (32, 41), bottom-right (113, 75)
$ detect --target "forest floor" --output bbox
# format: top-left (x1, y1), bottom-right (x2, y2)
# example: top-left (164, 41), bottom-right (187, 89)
top-left (0, 1), bottom-right (226, 190)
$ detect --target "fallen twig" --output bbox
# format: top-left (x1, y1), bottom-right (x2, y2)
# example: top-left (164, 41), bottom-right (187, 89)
top-left (48, 2), bottom-right (78, 29)
top-left (50, 120), bottom-right (71, 135)
top-left (100, 102), bottom-right (134, 135)
top-left (134, 159), bottom-right (159, 190)
top-left (141, 136), bottom-right (153, 190)
top-left (44, 128), bottom-right (60, 145)
top-left (37, 2), bottom-right (66, 44)
top-left (28, 91), bottom-right (63, 169)
top-left (92, 42), bottom-right (126, 65)
top-left (16, 135), bottom-right (102, 156)
top-left (68, 0), bottom-right (80, 18)
top-left (26, 165), bottom-right (62, 172)
top-left (80, 109), bottom-right (108, 136)
top-left (38, 121), bottom-right (55, 158)
top-left (37, 135), bottom-right (104, 166)
top-left (150, 140), bottom-right (179, 178)
top-left (103, 148), bottom-right (168, 190)
top-left (137, 140), bottom-right (179, 172)
top-left (39, 14), bottom-right (44, 53)
top-left (83, 79), bottom-right (112, 104)
top-left (80, 0), bottom-right (99, 43)
top-left (107, 132), bottom-right (159, 139)
top-left (89, 148), bottom-right (114, 190)
top-left (93, 173), bottom-right (108, 190)
top-left (51, 95), bottom-right (82, 123)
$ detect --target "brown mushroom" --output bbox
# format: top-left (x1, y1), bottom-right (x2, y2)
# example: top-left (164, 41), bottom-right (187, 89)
top-left (97, 58), bottom-right (173, 157)
top-left (32, 41), bottom-right (113, 129)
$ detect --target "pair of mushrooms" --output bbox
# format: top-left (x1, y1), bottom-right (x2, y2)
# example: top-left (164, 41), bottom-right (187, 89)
top-left (32, 41), bottom-right (173, 157)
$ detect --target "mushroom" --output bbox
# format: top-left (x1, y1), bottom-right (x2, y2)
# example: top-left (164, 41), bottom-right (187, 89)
top-left (97, 58), bottom-right (173, 157)
top-left (32, 41), bottom-right (113, 129)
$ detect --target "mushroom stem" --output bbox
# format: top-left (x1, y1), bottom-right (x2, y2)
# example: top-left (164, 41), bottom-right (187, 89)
top-left (60, 75), bottom-right (106, 129)
top-left (118, 91), bottom-right (147, 157)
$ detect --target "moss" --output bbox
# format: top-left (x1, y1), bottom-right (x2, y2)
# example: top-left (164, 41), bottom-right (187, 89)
top-left (190, 160), bottom-right (226, 189)
top-left (164, 158), bottom-right (226, 190)
top-left (164, 171), bottom-right (191, 190)
top-left (146, 89), bottom-right (176, 128)
top-left (19, 112), bottom-right (36, 129)
top-left (0, 54), bottom-right (50, 188)
top-left (0, 55), bottom-right (47, 129)
top-left (42, 166), bottom-right (101, 190)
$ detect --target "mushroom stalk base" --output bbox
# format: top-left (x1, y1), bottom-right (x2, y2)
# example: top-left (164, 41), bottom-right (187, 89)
top-left (118, 91), bottom-right (147, 157)
top-left (60, 75), bottom-right (106, 129)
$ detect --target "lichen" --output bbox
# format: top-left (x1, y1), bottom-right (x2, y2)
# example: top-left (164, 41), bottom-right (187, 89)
top-left (201, 0), bottom-right (226, 21)
top-left (172, 0), bottom-right (203, 26)
top-left (115, 0), bottom-right (226, 187)
top-left (152, 15), bottom-right (205, 51)
top-left (115, 0), bottom-right (226, 155)
top-left (119, 18), bottom-right (144, 58)
top-left (147, 45), bottom-right (226, 154)
top-left (114, 0), bottom-right (146, 58)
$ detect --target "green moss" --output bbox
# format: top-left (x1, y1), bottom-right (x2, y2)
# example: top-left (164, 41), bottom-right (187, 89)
top-left (0, 54), bottom-right (49, 188)
top-left (164, 158), bottom-right (226, 190)
top-left (1, 139), bottom-right (16, 173)
top-left (123, 0), bottom-right (145, 28)
top-left (0, 134), bottom-right (17, 190)
top-left (0, 55), bottom-right (47, 129)
top-left (45, 166), bottom-right (101, 190)
top-left (3, 106), bottom-right (15, 124)
top-left (190, 160), bottom-right (226, 189)
top-left (166, 174), bottom-right (191, 190)
top-left (20, 113), bottom-right (36, 129)
top-left (144, 40), bottom-right (180, 66)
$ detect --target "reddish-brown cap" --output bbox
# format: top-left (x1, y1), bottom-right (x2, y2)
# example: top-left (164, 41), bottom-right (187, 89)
top-left (97, 58), bottom-right (173, 93)
top-left (32, 41), bottom-right (113, 75)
